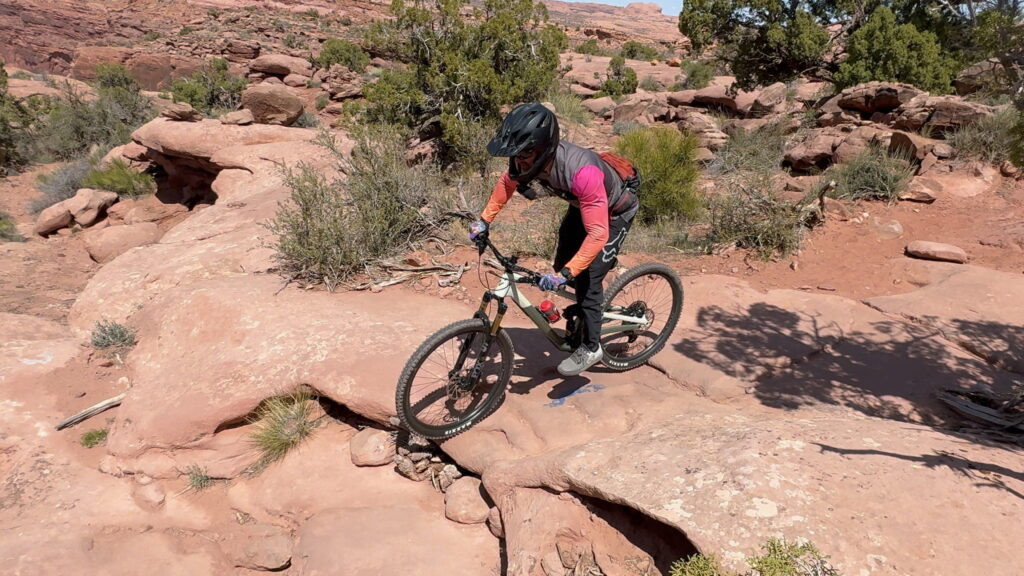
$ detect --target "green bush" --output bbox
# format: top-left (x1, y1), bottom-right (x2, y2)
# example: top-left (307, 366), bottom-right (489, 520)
top-left (614, 125), bottom-right (702, 223)
top-left (318, 38), bottom-right (370, 71)
top-left (90, 320), bottom-right (137, 350)
top-left (543, 89), bottom-right (591, 126)
top-left (729, 10), bottom-right (830, 90)
top-left (363, 0), bottom-right (566, 166)
top-left (833, 7), bottom-right (956, 93)
top-left (0, 211), bottom-right (23, 242)
top-left (639, 76), bottom-right (664, 91)
top-left (949, 106), bottom-right (1018, 164)
top-left (315, 94), bottom-right (329, 110)
top-left (620, 41), bottom-right (659, 61)
top-left (32, 65), bottom-right (152, 162)
top-left (601, 55), bottom-right (638, 97)
top-left (576, 38), bottom-right (604, 55)
top-left (32, 156), bottom-right (94, 212)
top-left (270, 128), bottom-right (453, 288)
top-left (184, 464), bottom-right (213, 491)
top-left (249, 389), bottom-right (318, 471)
top-left (710, 121), bottom-right (789, 176)
top-left (824, 144), bottom-right (914, 202)
top-left (80, 428), bottom-right (108, 448)
top-left (1, 62), bottom-right (33, 175)
top-left (170, 58), bottom-right (247, 115)
top-left (293, 111), bottom-right (319, 128)
top-left (669, 538), bottom-right (838, 576)
top-left (82, 159), bottom-right (156, 199)
top-left (670, 552), bottom-right (726, 576)
top-left (439, 115), bottom-right (498, 178)
top-left (681, 61), bottom-right (714, 89)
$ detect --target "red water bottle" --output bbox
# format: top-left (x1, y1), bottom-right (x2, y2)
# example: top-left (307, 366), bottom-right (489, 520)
top-left (539, 299), bottom-right (561, 323)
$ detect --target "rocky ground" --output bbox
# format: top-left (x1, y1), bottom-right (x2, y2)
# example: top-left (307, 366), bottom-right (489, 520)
top-left (3, 1), bottom-right (1024, 575)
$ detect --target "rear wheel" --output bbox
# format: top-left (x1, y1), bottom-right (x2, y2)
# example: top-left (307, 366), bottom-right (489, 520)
top-left (395, 319), bottom-right (514, 440)
top-left (600, 262), bottom-right (683, 371)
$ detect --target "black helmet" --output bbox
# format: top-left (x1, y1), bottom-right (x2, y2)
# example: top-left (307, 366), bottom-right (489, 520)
top-left (487, 102), bottom-right (559, 185)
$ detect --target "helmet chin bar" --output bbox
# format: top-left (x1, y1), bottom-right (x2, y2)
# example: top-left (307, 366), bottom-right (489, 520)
top-left (508, 147), bottom-right (555, 186)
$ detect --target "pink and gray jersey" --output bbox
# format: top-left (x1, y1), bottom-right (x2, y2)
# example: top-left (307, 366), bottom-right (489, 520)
top-left (481, 141), bottom-right (638, 277)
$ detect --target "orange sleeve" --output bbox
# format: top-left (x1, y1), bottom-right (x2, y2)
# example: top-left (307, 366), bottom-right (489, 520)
top-left (564, 165), bottom-right (610, 277)
top-left (480, 172), bottom-right (517, 224)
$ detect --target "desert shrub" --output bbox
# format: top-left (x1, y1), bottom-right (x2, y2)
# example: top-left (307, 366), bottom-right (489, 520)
top-left (249, 389), bottom-right (318, 470)
top-left (601, 55), bottom-right (638, 97)
top-left (639, 76), bottom-right (664, 91)
top-left (32, 156), bottom-right (94, 212)
top-left (620, 41), bottom-right (659, 61)
top-left (705, 171), bottom-right (813, 259)
top-left (81, 159), bottom-right (155, 199)
top-left (576, 38), bottom-right (604, 55)
top-left (318, 38), bottom-right (370, 71)
top-left (1012, 108), bottom-right (1024, 168)
top-left (1, 62), bottom-right (34, 174)
top-left (293, 111), bottom-right (319, 128)
top-left (0, 211), bottom-right (22, 242)
top-left (340, 16), bottom-right (353, 26)
top-left (80, 428), bottom-right (108, 448)
top-left (670, 538), bottom-right (837, 576)
top-left (613, 120), bottom-right (643, 135)
top-left (670, 552), bottom-right (726, 576)
top-left (170, 57), bottom-right (247, 115)
top-left (833, 7), bottom-right (956, 93)
top-left (283, 33), bottom-right (302, 49)
top-left (681, 61), bottom-right (713, 89)
top-left (489, 195), bottom-right (563, 257)
top-left (709, 122), bottom-right (789, 176)
top-left (439, 116), bottom-right (498, 178)
top-left (184, 464), bottom-right (213, 491)
top-left (824, 144), bottom-right (914, 202)
top-left (614, 125), bottom-right (702, 223)
top-left (543, 89), bottom-right (591, 126)
top-left (363, 0), bottom-right (566, 166)
top-left (315, 94), bottom-right (329, 110)
top-left (270, 128), bottom-right (453, 288)
top-left (90, 320), bottom-right (137, 350)
top-left (948, 106), bottom-right (1018, 164)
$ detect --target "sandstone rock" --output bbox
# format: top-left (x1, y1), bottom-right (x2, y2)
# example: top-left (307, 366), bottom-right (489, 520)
top-left (486, 507), bottom-right (504, 538)
top-left (1000, 160), bottom-right (1020, 177)
top-left (750, 82), bottom-right (788, 114)
top-left (893, 95), bottom-right (996, 133)
top-left (127, 53), bottom-right (204, 91)
top-left (784, 130), bottom-right (840, 172)
top-left (218, 523), bottom-right (292, 571)
top-left (131, 480), bottom-right (166, 511)
top-left (223, 39), bottom-right (261, 63)
top-left (241, 84), bottom-right (304, 126)
top-left (569, 83), bottom-right (597, 98)
top-left (219, 109), bottom-right (254, 126)
top-left (889, 131), bottom-right (936, 161)
top-left (954, 58), bottom-right (1002, 96)
top-left (666, 89), bottom-right (697, 107)
top-left (262, 76), bottom-right (284, 86)
top-left (84, 222), bottom-right (161, 263)
top-left (64, 188), bottom-right (118, 227)
top-left (106, 199), bottom-right (135, 223)
top-left (905, 240), bottom-right (968, 263)
top-left (349, 428), bottom-right (395, 467)
top-left (124, 195), bottom-right (189, 224)
top-left (34, 202), bottom-right (73, 236)
top-left (900, 180), bottom-right (938, 203)
top-left (693, 84), bottom-right (739, 112)
top-left (161, 102), bottom-right (203, 122)
top-left (249, 54), bottom-right (313, 77)
top-left (283, 73), bottom-right (309, 87)
top-left (444, 477), bottom-right (490, 524)
top-left (694, 147), bottom-right (714, 164)
top-left (790, 80), bottom-right (830, 104)
top-left (582, 96), bottom-right (615, 115)
top-left (324, 65), bottom-right (364, 100)
top-left (835, 81), bottom-right (924, 114)
top-left (932, 142), bottom-right (955, 158)
top-left (100, 142), bottom-right (151, 169)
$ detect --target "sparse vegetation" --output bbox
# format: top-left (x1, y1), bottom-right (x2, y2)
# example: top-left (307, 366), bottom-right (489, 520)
top-left (249, 389), bottom-right (319, 470)
top-left (709, 122), bottom-right (790, 176)
top-left (317, 38), bottom-right (370, 72)
top-left (293, 111), bottom-right (319, 128)
top-left (184, 464), bottom-right (213, 491)
top-left (600, 55), bottom-right (638, 97)
top-left (576, 38), bottom-right (605, 56)
top-left (170, 58), bottom-right (247, 116)
top-left (620, 41), bottom-right (659, 61)
top-left (949, 106), bottom-right (1019, 164)
top-left (90, 320), bottom-right (137, 350)
top-left (80, 428), bottom-right (108, 448)
top-left (672, 538), bottom-right (838, 576)
top-left (270, 128), bottom-right (453, 288)
top-left (543, 89), bottom-right (591, 126)
top-left (1, 62), bottom-right (33, 174)
top-left (82, 159), bottom-right (156, 199)
top-left (822, 144), bottom-right (915, 202)
top-left (639, 76), bottom-right (665, 91)
top-left (32, 156), bottom-right (95, 212)
top-left (614, 126), bottom-right (702, 223)
top-left (315, 94), bottom-right (329, 110)
top-left (681, 61), bottom-right (714, 89)
top-left (0, 211), bottom-right (23, 242)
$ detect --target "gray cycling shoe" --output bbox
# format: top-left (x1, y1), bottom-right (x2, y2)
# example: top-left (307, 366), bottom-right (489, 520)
top-left (557, 344), bottom-right (604, 377)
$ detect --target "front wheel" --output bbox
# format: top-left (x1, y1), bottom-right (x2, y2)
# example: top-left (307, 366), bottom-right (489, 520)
top-left (395, 319), bottom-right (514, 440)
top-left (600, 262), bottom-right (684, 371)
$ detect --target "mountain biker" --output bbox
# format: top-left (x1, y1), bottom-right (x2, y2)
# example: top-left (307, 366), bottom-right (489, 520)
top-left (469, 102), bottom-right (640, 377)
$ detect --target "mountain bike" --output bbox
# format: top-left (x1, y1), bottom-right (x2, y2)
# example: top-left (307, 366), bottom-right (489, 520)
top-left (395, 232), bottom-right (684, 440)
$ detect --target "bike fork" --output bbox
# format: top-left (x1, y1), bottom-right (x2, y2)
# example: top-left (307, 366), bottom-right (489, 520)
top-left (451, 296), bottom-right (507, 390)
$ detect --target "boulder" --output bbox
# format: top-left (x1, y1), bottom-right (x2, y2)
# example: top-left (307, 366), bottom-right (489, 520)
top-left (123, 195), bottom-right (189, 224)
top-left (889, 131), bottom-right (938, 161)
top-left (283, 73), bottom-right (310, 87)
top-left (127, 53), bottom-right (204, 91)
top-left (349, 428), bottom-right (395, 467)
top-left (954, 58), bottom-right (1002, 96)
top-left (325, 65), bottom-right (363, 100)
top-left (33, 203), bottom-right (73, 236)
top-left (667, 89), bottom-right (697, 107)
top-left (444, 477), bottom-right (491, 525)
top-left (241, 84), bottom-right (304, 126)
top-left (789, 80), bottom-right (831, 104)
top-left (64, 188), bottom-right (118, 227)
top-left (834, 81), bottom-right (924, 115)
top-left (750, 81), bottom-right (788, 114)
top-left (249, 54), bottom-right (313, 77)
top-left (217, 522), bottom-right (292, 571)
top-left (905, 240), bottom-right (968, 263)
top-left (784, 130), bottom-right (841, 172)
top-left (582, 96), bottom-right (615, 116)
top-left (568, 83), bottom-right (597, 98)
top-left (223, 39), bottom-right (261, 63)
top-left (219, 109), bottom-right (254, 126)
top-left (84, 222), bottom-right (161, 263)
top-left (893, 95), bottom-right (996, 133)
top-left (161, 102), bottom-right (203, 122)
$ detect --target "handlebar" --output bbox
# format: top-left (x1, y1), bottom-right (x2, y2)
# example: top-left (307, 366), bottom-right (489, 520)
top-left (473, 231), bottom-right (542, 285)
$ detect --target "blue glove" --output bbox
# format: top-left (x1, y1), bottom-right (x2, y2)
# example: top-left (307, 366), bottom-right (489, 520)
top-left (538, 273), bottom-right (566, 292)
top-left (469, 220), bottom-right (488, 240)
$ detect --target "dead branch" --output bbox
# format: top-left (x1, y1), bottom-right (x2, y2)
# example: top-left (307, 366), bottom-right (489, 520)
top-left (55, 393), bottom-right (126, 431)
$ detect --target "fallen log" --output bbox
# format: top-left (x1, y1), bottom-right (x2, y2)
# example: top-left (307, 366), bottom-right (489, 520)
top-left (55, 393), bottom-right (125, 431)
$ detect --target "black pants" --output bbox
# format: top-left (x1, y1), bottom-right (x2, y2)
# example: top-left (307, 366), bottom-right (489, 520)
top-left (553, 206), bottom-right (634, 351)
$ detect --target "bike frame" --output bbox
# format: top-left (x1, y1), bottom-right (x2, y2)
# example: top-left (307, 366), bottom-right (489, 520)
top-left (477, 269), bottom-right (650, 353)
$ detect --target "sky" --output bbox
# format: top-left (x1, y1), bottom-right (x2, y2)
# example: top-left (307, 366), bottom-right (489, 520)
top-left (558, 0), bottom-right (682, 17)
